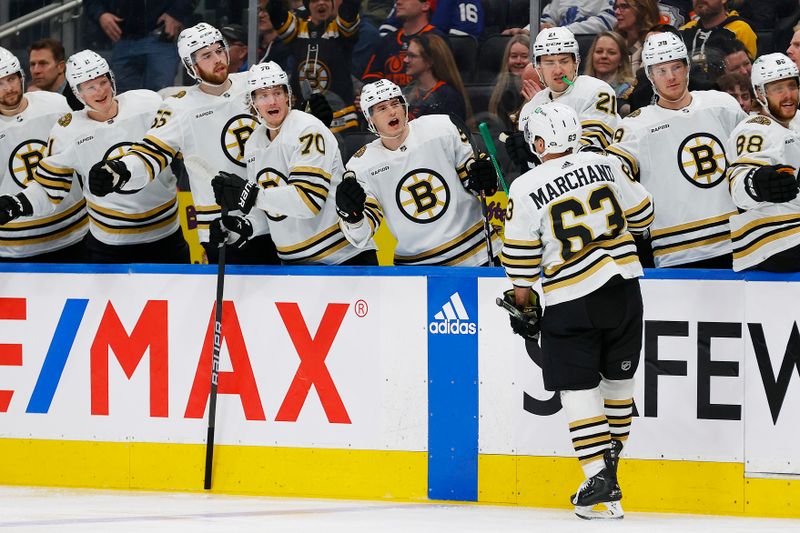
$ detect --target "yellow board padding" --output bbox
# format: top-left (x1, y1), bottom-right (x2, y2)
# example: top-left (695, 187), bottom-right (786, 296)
top-left (0, 439), bottom-right (427, 501)
top-left (478, 454), bottom-right (800, 518)
top-left (177, 191), bottom-right (206, 264)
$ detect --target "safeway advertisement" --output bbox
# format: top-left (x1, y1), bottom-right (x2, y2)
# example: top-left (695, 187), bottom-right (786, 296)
top-left (0, 273), bottom-right (428, 451)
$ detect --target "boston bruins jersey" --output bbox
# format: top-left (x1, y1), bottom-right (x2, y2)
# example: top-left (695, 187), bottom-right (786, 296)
top-left (342, 114), bottom-right (502, 266)
top-left (0, 91), bottom-right (86, 258)
top-left (244, 110), bottom-right (368, 264)
top-left (607, 90), bottom-right (746, 267)
top-left (119, 73), bottom-right (257, 243)
top-left (726, 114), bottom-right (800, 271)
top-left (28, 90), bottom-right (179, 245)
top-left (519, 75), bottom-right (620, 150)
top-left (503, 151), bottom-right (654, 306)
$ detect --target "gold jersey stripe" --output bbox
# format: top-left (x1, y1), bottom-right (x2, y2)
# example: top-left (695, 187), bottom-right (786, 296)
top-left (89, 212), bottom-right (177, 235)
top-left (87, 197), bottom-right (177, 220)
top-left (2, 199), bottom-right (86, 229)
top-left (652, 233), bottom-right (730, 257)
top-left (651, 211), bottom-right (735, 238)
top-left (276, 223), bottom-right (340, 254)
top-left (395, 220), bottom-right (483, 262)
top-left (733, 225), bottom-right (800, 259)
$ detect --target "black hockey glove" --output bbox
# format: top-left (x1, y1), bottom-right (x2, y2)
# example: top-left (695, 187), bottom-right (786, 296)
top-left (0, 193), bottom-right (32, 225)
top-left (746, 165), bottom-right (799, 203)
top-left (211, 171), bottom-right (259, 214)
top-left (502, 131), bottom-right (538, 171)
top-left (466, 155), bottom-right (498, 196)
top-left (335, 171), bottom-right (366, 223)
top-left (266, 0), bottom-right (289, 28)
top-left (89, 159), bottom-right (130, 197)
top-left (209, 215), bottom-right (253, 249)
top-left (303, 93), bottom-right (333, 128)
top-left (498, 288), bottom-right (541, 341)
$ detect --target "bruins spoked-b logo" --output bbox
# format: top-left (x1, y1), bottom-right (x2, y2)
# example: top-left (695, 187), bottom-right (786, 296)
top-left (221, 114), bottom-right (258, 167)
top-left (395, 168), bottom-right (450, 223)
top-left (677, 133), bottom-right (727, 188)
top-left (298, 59), bottom-right (331, 93)
top-left (256, 166), bottom-right (287, 222)
top-left (8, 139), bottom-right (47, 188)
top-left (103, 141), bottom-right (133, 161)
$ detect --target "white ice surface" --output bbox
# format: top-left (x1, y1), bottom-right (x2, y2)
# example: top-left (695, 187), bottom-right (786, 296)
top-left (0, 486), bottom-right (798, 533)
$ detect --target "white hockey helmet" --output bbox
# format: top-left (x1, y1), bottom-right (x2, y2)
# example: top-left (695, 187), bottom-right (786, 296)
top-left (360, 79), bottom-right (407, 134)
top-left (246, 62), bottom-right (292, 125)
top-left (751, 53), bottom-right (800, 108)
top-left (642, 32), bottom-right (688, 73)
top-left (0, 47), bottom-right (24, 90)
top-left (177, 22), bottom-right (228, 81)
top-left (523, 102), bottom-right (581, 156)
top-left (533, 27), bottom-right (580, 65)
top-left (66, 50), bottom-right (115, 105)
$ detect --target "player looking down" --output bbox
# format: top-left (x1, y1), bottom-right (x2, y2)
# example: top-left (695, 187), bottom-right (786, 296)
top-left (335, 79), bottom-right (501, 266)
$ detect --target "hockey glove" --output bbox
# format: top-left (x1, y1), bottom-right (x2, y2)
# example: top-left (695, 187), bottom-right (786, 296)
top-left (0, 193), bottom-right (32, 225)
top-left (503, 131), bottom-right (539, 171)
top-left (89, 159), bottom-right (131, 197)
top-left (209, 215), bottom-right (253, 249)
top-left (499, 288), bottom-right (541, 341)
top-left (335, 171), bottom-right (366, 223)
top-left (211, 171), bottom-right (259, 214)
top-left (303, 93), bottom-right (333, 128)
top-left (466, 155), bottom-right (498, 196)
top-left (746, 165), bottom-right (799, 203)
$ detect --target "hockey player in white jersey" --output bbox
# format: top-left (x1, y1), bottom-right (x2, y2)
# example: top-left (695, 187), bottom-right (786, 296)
top-left (504, 27), bottom-right (621, 171)
top-left (3, 50), bottom-right (189, 264)
top-left (0, 47), bottom-right (87, 262)
top-left (501, 102), bottom-right (654, 520)
top-left (87, 22), bottom-right (279, 265)
top-left (726, 53), bottom-right (800, 272)
top-left (210, 62), bottom-right (376, 265)
top-left (606, 32), bottom-right (746, 268)
top-left (335, 79), bottom-right (502, 266)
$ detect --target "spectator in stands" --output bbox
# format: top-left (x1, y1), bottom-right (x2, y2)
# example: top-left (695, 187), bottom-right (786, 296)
top-left (584, 31), bottom-right (635, 116)
top-left (221, 24), bottom-right (249, 73)
top-left (729, 0), bottom-right (796, 32)
top-left (502, 0), bottom-right (616, 37)
top-left (257, 1), bottom-right (295, 73)
top-left (85, 0), bottom-right (194, 92)
top-left (26, 39), bottom-right (82, 110)
top-left (720, 37), bottom-right (751, 77)
top-left (489, 35), bottom-right (530, 130)
top-left (379, 0), bottom-right (483, 37)
top-left (614, 0), bottom-right (660, 71)
top-left (659, 0), bottom-right (691, 27)
top-left (361, 0), bottom-right (442, 87)
top-left (786, 25), bottom-right (800, 71)
top-left (680, 0), bottom-right (757, 61)
top-left (716, 72), bottom-right (756, 113)
top-left (268, 0), bottom-right (362, 133)
top-left (403, 33), bottom-right (471, 121)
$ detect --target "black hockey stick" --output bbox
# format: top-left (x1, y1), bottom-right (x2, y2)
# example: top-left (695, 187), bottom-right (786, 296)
top-left (186, 156), bottom-right (226, 490)
top-left (449, 115), bottom-right (495, 266)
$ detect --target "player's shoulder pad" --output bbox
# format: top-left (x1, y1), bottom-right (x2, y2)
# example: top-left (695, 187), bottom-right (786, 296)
top-left (57, 113), bottom-right (72, 127)
top-left (694, 89), bottom-right (740, 109)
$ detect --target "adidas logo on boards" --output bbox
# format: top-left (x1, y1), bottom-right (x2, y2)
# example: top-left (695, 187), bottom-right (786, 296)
top-left (429, 292), bottom-right (477, 335)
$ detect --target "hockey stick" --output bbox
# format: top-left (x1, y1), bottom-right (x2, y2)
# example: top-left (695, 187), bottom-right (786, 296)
top-left (478, 122), bottom-right (509, 195)
top-left (184, 155), bottom-right (226, 491)
top-left (449, 115), bottom-right (495, 266)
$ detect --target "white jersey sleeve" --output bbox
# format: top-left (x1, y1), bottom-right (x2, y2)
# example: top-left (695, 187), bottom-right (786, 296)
top-left (726, 115), bottom-right (788, 210)
top-left (121, 98), bottom-right (182, 190)
top-left (30, 117), bottom-right (79, 209)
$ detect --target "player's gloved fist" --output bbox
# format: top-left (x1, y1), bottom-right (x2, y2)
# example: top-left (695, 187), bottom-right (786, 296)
top-left (747, 165), bottom-right (799, 203)
top-left (89, 159), bottom-right (130, 197)
top-left (502, 288), bottom-right (541, 340)
top-left (466, 154), bottom-right (498, 196)
top-left (335, 171), bottom-right (366, 223)
top-left (503, 131), bottom-right (538, 170)
top-left (304, 93), bottom-right (333, 128)
top-left (209, 215), bottom-right (253, 249)
top-left (0, 193), bottom-right (32, 225)
top-left (211, 171), bottom-right (258, 214)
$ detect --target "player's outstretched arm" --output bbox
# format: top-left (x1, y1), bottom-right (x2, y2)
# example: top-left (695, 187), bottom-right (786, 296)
top-left (336, 170), bottom-right (383, 249)
top-left (608, 158), bottom-right (654, 235)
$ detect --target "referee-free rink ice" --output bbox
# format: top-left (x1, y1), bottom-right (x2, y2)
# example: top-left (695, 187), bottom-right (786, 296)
top-left (0, 487), bottom-right (799, 533)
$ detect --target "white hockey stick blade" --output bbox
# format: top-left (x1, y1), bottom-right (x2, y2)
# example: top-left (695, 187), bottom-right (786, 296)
top-left (183, 155), bottom-right (219, 183)
top-left (574, 501), bottom-right (624, 520)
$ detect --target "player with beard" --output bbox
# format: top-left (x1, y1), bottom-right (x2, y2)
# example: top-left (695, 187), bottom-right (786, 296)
top-left (0, 47), bottom-right (87, 262)
top-left (1, 51), bottom-right (189, 263)
top-left (87, 22), bottom-right (279, 265)
top-left (210, 62), bottom-right (376, 264)
top-left (335, 79), bottom-right (501, 266)
top-left (726, 53), bottom-right (800, 272)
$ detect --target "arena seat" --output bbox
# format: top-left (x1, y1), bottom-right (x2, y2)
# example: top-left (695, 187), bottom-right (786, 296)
top-left (449, 35), bottom-right (479, 83)
top-left (507, 0), bottom-right (531, 30)
top-left (466, 84), bottom-right (496, 116)
top-left (480, 0), bottom-right (509, 36)
top-left (475, 35), bottom-right (510, 81)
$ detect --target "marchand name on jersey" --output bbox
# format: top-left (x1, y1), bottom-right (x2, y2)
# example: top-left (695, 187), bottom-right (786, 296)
top-left (529, 163), bottom-right (616, 209)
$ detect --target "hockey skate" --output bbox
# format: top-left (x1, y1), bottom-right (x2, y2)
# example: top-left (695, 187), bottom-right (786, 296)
top-left (571, 441), bottom-right (624, 520)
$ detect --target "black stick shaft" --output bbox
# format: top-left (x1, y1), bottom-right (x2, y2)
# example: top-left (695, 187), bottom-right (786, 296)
top-left (479, 190), bottom-right (494, 265)
top-left (204, 242), bottom-right (226, 490)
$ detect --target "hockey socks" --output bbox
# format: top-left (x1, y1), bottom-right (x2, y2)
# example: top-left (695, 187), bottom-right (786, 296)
top-left (600, 377), bottom-right (635, 449)
top-left (561, 387), bottom-right (610, 479)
